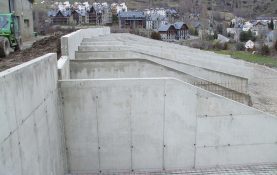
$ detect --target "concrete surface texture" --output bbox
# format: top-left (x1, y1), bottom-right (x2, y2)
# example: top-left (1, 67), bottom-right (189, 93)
top-left (67, 163), bottom-right (277, 175)
top-left (76, 42), bottom-right (248, 95)
top-left (0, 54), bottom-right (66, 175)
top-left (1, 28), bottom-right (277, 175)
top-left (70, 59), bottom-right (250, 104)
top-left (61, 27), bottom-right (110, 60)
top-left (60, 78), bottom-right (277, 173)
top-left (58, 56), bottom-right (70, 80)
top-left (76, 33), bottom-right (277, 116)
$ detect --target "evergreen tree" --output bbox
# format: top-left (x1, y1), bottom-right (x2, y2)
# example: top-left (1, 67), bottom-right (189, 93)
top-left (268, 19), bottom-right (274, 30)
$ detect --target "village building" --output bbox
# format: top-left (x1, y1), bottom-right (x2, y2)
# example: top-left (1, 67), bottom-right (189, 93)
top-left (158, 24), bottom-right (176, 41)
top-left (256, 17), bottom-right (277, 30)
top-left (252, 21), bottom-right (269, 37)
top-left (71, 10), bottom-right (87, 24)
top-left (0, 0), bottom-right (34, 40)
top-left (49, 10), bottom-right (71, 25)
top-left (101, 3), bottom-right (112, 25)
top-left (174, 22), bottom-right (189, 40)
top-left (158, 22), bottom-right (189, 41)
top-left (88, 4), bottom-right (102, 25)
top-left (146, 14), bottom-right (167, 30)
top-left (118, 11), bottom-right (146, 29)
top-left (111, 3), bottom-right (128, 15)
top-left (48, 2), bottom-right (112, 26)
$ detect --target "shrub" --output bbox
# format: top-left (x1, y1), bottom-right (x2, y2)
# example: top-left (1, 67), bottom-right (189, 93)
top-left (216, 24), bottom-right (223, 34)
top-left (150, 32), bottom-right (161, 40)
top-left (190, 40), bottom-right (213, 50)
top-left (240, 30), bottom-right (256, 42)
top-left (236, 42), bottom-right (245, 51)
top-left (189, 28), bottom-right (198, 36)
top-left (194, 29), bottom-right (199, 36)
top-left (201, 41), bottom-right (214, 50)
top-left (206, 34), bottom-right (214, 41)
top-left (223, 43), bottom-right (228, 50)
top-left (213, 32), bottom-right (218, 39)
top-left (213, 41), bottom-right (225, 50)
top-left (260, 44), bottom-right (270, 56)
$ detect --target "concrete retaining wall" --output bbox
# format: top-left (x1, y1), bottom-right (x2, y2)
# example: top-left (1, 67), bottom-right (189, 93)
top-left (76, 50), bottom-right (248, 94)
top-left (61, 27), bottom-right (110, 60)
top-left (70, 59), bottom-right (250, 104)
top-left (0, 54), bottom-right (66, 175)
top-left (60, 78), bottom-right (277, 174)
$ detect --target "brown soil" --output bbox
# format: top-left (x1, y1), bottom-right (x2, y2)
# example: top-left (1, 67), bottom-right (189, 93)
top-left (0, 33), bottom-right (64, 72)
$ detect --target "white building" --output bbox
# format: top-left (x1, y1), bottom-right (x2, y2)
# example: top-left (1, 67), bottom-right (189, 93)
top-left (242, 21), bottom-right (253, 32)
top-left (144, 8), bottom-right (167, 30)
top-left (146, 14), bottom-right (167, 30)
top-left (111, 2), bottom-right (127, 15)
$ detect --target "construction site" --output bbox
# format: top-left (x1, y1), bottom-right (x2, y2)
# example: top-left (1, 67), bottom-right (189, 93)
top-left (1, 27), bottom-right (277, 175)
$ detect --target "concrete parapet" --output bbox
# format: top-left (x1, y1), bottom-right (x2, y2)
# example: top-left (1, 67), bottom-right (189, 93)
top-left (61, 27), bottom-right (110, 60)
top-left (0, 54), bottom-right (66, 175)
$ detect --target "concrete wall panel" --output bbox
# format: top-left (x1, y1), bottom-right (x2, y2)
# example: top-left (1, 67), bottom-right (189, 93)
top-left (97, 87), bottom-right (132, 171)
top-left (0, 54), bottom-right (66, 175)
top-left (197, 114), bottom-right (277, 147)
top-left (0, 131), bottom-right (22, 175)
top-left (60, 78), bottom-right (277, 173)
top-left (195, 144), bottom-right (277, 167)
top-left (196, 92), bottom-right (256, 117)
top-left (163, 80), bottom-right (197, 169)
top-left (131, 80), bottom-right (164, 171)
top-left (61, 87), bottom-right (99, 173)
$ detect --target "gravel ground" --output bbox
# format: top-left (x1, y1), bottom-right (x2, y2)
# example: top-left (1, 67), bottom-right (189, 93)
top-left (246, 62), bottom-right (277, 116)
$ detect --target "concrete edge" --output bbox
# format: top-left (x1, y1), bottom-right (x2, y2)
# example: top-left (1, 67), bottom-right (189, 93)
top-left (58, 56), bottom-right (70, 80)
top-left (0, 53), bottom-right (57, 77)
top-left (58, 77), bottom-right (277, 118)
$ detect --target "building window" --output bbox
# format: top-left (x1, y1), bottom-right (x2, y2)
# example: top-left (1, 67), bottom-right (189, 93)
top-left (24, 19), bottom-right (30, 28)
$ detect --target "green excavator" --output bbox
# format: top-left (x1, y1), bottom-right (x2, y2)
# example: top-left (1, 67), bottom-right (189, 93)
top-left (0, 13), bottom-right (23, 58)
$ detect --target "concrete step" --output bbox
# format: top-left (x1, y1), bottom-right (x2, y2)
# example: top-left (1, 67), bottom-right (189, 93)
top-left (78, 46), bottom-right (131, 52)
top-left (80, 41), bottom-right (124, 46)
top-left (75, 51), bottom-right (134, 59)
top-left (82, 38), bottom-right (117, 42)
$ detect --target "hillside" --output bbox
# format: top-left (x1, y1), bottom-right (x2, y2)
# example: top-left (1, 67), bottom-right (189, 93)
top-left (37, 0), bottom-right (277, 17)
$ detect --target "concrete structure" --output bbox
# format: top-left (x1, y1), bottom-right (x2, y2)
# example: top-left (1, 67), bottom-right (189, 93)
top-left (0, 54), bottom-right (66, 175)
top-left (0, 0), bottom-right (34, 40)
top-left (61, 27), bottom-right (110, 60)
top-left (1, 28), bottom-right (277, 175)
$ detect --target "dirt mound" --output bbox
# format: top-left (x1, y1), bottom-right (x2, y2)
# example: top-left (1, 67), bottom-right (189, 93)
top-left (0, 33), bottom-right (64, 72)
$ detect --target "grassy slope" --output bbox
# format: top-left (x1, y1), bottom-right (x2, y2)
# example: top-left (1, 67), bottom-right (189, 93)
top-left (215, 50), bottom-right (277, 68)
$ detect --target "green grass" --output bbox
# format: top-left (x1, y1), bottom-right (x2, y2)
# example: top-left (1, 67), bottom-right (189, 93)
top-left (214, 50), bottom-right (277, 68)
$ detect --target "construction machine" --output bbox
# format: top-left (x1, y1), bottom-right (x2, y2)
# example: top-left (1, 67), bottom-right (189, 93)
top-left (0, 13), bottom-right (22, 58)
